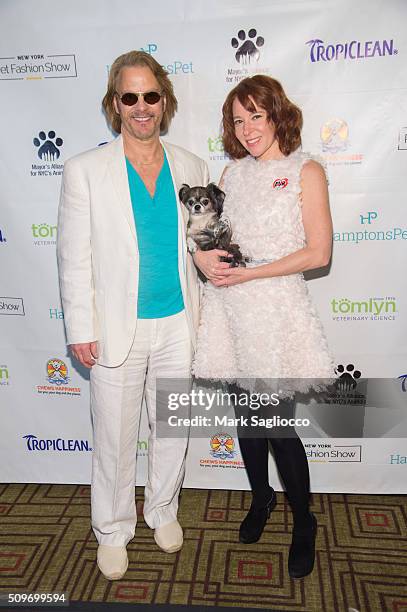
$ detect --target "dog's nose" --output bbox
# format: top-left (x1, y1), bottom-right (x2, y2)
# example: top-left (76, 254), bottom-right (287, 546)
top-left (193, 204), bottom-right (201, 212)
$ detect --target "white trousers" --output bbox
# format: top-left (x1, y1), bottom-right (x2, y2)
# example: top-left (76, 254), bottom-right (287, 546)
top-left (90, 310), bottom-right (192, 546)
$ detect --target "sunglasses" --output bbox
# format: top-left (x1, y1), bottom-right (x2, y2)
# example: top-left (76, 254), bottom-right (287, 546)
top-left (115, 91), bottom-right (162, 106)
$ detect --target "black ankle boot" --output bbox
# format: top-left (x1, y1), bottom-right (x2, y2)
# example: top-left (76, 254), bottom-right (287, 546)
top-left (288, 513), bottom-right (317, 578)
top-left (239, 491), bottom-right (277, 544)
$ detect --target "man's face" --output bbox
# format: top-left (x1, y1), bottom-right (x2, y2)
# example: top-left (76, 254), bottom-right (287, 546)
top-left (113, 65), bottom-right (166, 143)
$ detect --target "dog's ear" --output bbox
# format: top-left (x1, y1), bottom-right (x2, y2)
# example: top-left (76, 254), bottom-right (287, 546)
top-left (179, 184), bottom-right (190, 203)
top-left (206, 182), bottom-right (226, 215)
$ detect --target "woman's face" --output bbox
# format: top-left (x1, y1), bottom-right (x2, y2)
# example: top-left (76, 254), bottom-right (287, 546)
top-left (232, 96), bottom-right (282, 160)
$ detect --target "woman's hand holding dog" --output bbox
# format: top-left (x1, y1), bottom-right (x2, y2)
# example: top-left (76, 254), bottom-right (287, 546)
top-left (193, 249), bottom-right (231, 283)
top-left (211, 265), bottom-right (256, 287)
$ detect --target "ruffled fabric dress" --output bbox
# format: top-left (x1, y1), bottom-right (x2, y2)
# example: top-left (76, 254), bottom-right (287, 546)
top-left (192, 151), bottom-right (335, 396)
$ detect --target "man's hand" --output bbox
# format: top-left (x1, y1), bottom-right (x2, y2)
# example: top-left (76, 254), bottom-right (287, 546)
top-left (192, 249), bottom-right (231, 283)
top-left (69, 341), bottom-right (99, 368)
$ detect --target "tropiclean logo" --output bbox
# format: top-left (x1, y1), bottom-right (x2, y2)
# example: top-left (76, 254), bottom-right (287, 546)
top-left (306, 38), bottom-right (398, 62)
top-left (23, 434), bottom-right (92, 452)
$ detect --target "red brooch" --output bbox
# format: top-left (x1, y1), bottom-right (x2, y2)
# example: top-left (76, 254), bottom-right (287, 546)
top-left (273, 178), bottom-right (288, 189)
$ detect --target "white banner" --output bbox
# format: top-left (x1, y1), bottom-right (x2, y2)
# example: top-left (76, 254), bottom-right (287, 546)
top-left (0, 0), bottom-right (406, 492)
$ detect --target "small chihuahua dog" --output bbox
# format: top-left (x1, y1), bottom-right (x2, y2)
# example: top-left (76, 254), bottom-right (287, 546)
top-left (179, 183), bottom-right (245, 268)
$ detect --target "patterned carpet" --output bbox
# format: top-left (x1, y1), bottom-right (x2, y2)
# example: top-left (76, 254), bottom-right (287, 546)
top-left (0, 484), bottom-right (406, 612)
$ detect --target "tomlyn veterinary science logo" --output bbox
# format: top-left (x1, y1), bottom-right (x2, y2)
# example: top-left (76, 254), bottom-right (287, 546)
top-left (331, 297), bottom-right (397, 322)
top-left (0, 53), bottom-right (77, 80)
top-left (0, 365), bottom-right (9, 386)
top-left (32, 223), bottom-right (57, 246)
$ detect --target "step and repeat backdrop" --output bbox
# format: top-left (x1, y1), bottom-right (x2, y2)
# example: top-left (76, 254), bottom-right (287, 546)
top-left (1, 0), bottom-right (406, 492)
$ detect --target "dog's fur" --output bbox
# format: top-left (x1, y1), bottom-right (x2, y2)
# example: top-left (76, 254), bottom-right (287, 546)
top-left (179, 183), bottom-right (245, 270)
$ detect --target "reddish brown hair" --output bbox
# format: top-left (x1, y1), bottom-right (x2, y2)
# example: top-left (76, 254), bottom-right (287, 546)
top-left (222, 75), bottom-right (302, 158)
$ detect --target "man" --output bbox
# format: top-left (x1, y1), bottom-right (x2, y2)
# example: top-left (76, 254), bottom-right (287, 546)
top-left (57, 50), bottom-right (209, 581)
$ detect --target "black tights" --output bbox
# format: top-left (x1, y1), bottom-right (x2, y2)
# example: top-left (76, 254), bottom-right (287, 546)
top-left (235, 395), bottom-right (312, 530)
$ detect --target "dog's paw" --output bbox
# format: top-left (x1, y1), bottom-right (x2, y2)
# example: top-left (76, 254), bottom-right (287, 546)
top-left (33, 130), bottom-right (63, 161)
top-left (231, 29), bottom-right (264, 64)
top-left (334, 364), bottom-right (362, 391)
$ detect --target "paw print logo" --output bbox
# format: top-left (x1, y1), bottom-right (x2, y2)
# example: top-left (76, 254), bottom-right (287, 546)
top-left (231, 29), bottom-right (264, 64)
top-left (33, 131), bottom-right (63, 161)
top-left (335, 364), bottom-right (361, 392)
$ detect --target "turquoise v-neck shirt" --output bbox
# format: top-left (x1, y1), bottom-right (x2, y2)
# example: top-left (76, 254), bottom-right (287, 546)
top-left (126, 153), bottom-right (184, 318)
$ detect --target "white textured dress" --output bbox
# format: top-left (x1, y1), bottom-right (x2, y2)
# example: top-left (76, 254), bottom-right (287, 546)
top-left (192, 151), bottom-right (335, 395)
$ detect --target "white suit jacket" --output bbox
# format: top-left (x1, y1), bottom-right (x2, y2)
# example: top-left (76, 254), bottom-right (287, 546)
top-left (57, 135), bottom-right (209, 367)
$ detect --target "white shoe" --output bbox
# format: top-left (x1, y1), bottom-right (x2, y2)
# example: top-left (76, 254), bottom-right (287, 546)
top-left (154, 520), bottom-right (183, 553)
top-left (97, 545), bottom-right (128, 580)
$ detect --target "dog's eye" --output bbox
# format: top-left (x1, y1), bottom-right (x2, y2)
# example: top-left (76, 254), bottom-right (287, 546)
top-left (187, 199), bottom-right (195, 206)
top-left (201, 199), bottom-right (209, 206)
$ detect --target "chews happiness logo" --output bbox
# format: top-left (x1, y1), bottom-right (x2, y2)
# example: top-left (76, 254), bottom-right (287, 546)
top-left (36, 359), bottom-right (81, 397)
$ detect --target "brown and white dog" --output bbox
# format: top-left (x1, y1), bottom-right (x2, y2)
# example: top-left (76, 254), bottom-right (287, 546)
top-left (179, 183), bottom-right (245, 269)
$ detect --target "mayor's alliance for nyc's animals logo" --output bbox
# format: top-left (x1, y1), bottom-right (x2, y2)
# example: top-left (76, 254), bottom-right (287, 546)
top-left (31, 130), bottom-right (64, 179)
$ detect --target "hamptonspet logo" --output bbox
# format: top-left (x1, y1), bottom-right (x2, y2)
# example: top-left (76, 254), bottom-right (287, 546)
top-left (0, 228), bottom-right (6, 243)
top-left (32, 223), bottom-right (57, 246)
top-left (0, 297), bottom-right (25, 316)
top-left (0, 365), bottom-right (9, 386)
top-left (36, 358), bottom-right (81, 397)
top-left (331, 297), bottom-right (397, 322)
top-left (305, 443), bottom-right (362, 462)
top-left (49, 307), bottom-right (64, 320)
top-left (306, 38), bottom-right (398, 62)
top-left (334, 211), bottom-right (407, 244)
top-left (106, 42), bottom-right (193, 79)
top-left (0, 53), bottom-right (77, 80)
top-left (22, 434), bottom-right (91, 452)
top-left (390, 453), bottom-right (406, 465)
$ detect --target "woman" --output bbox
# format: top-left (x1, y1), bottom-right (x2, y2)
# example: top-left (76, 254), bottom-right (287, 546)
top-left (192, 75), bottom-right (334, 579)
